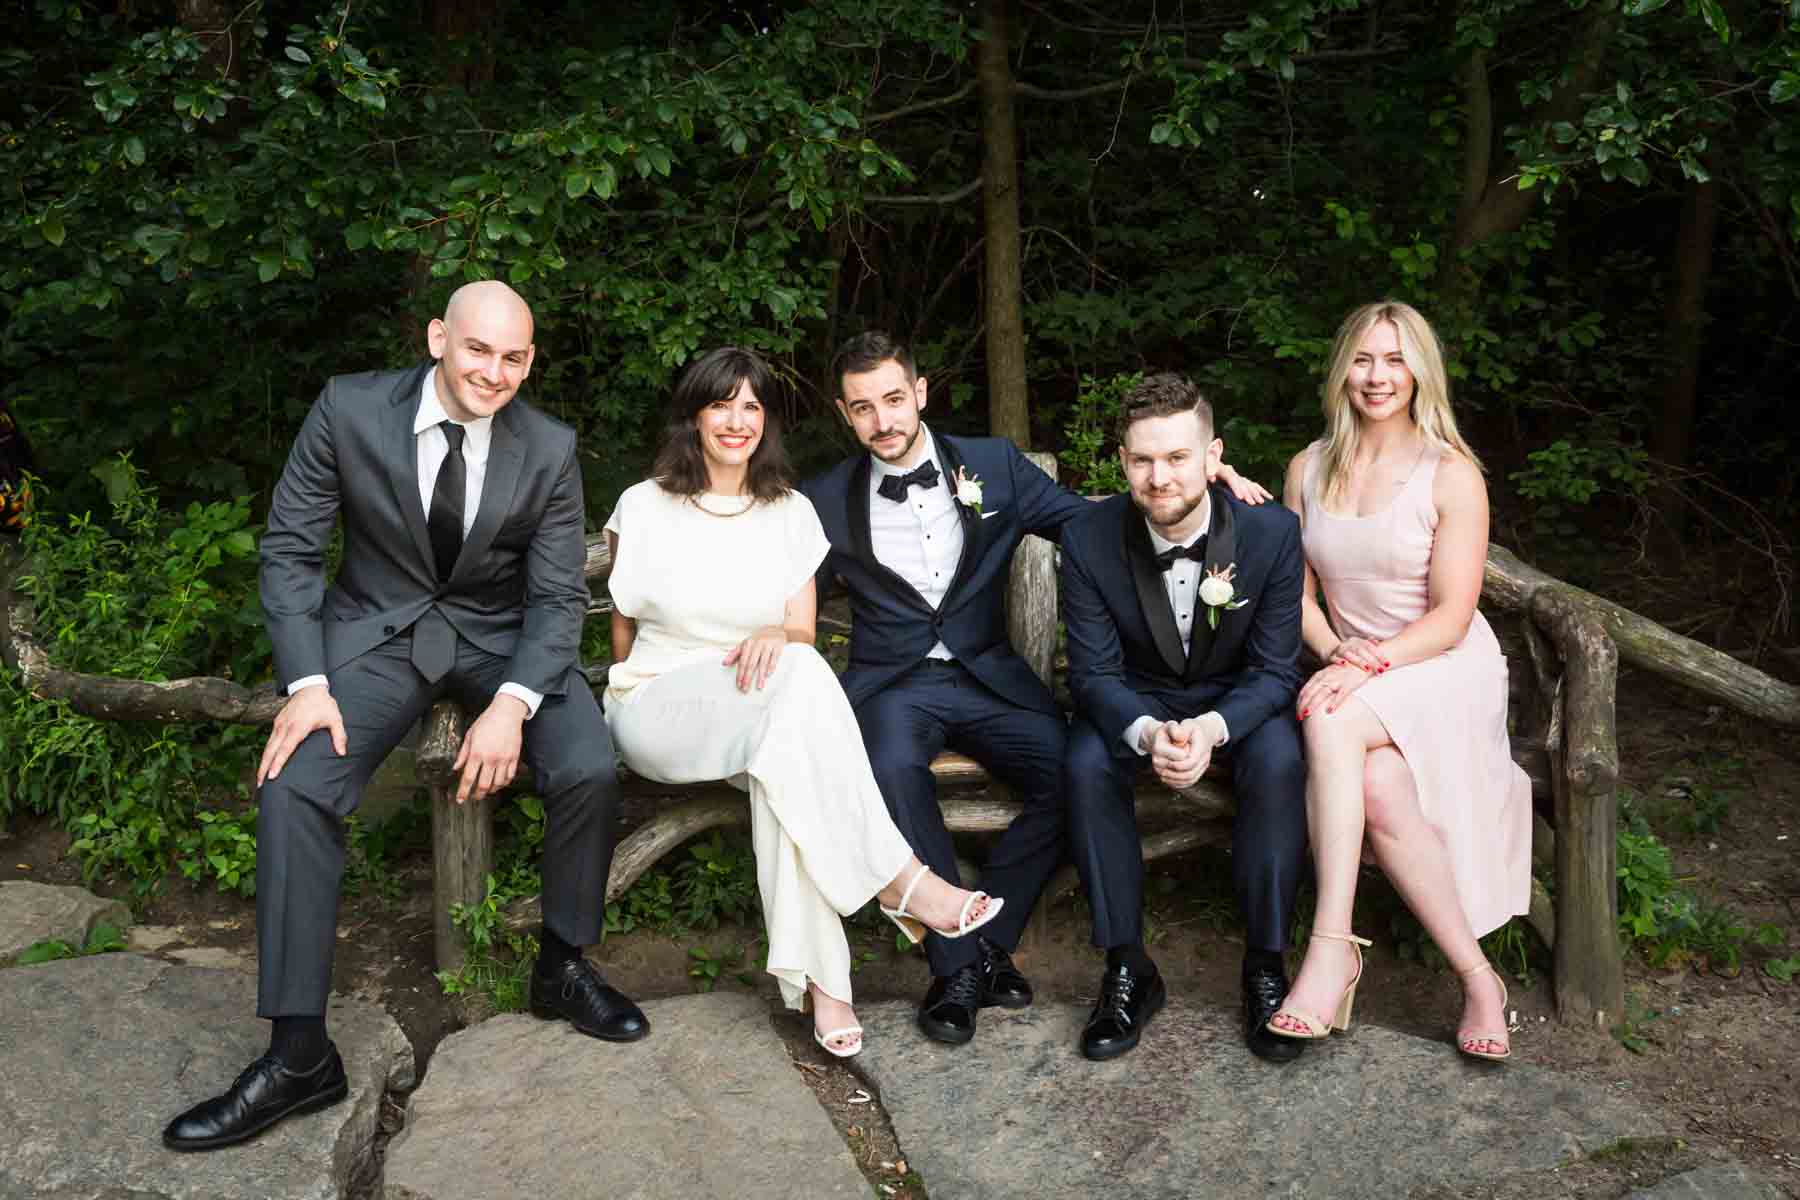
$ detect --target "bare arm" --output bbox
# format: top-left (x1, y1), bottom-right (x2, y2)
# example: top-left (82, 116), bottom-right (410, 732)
top-left (1283, 450), bottom-right (1340, 661)
top-left (605, 530), bottom-right (635, 661)
top-left (1374, 453), bottom-right (1488, 667)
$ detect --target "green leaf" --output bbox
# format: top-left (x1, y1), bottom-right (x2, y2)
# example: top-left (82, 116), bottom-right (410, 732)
top-left (223, 530), bottom-right (257, 557)
top-left (41, 212), bottom-right (66, 247)
top-left (285, 46), bottom-right (312, 64)
top-left (1621, 0), bottom-right (1671, 14)
top-left (257, 258), bottom-right (280, 283)
top-left (565, 170), bottom-right (590, 198)
top-left (448, 175), bottom-right (485, 195)
top-left (1150, 121), bottom-right (1171, 145)
top-left (1772, 76), bottom-right (1798, 105)
top-left (344, 221), bottom-right (370, 250)
top-left (124, 136), bottom-right (145, 166)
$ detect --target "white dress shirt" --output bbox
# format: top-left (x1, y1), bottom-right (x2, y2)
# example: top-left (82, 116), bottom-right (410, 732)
top-left (1124, 495), bottom-right (1229, 756)
top-left (868, 426), bottom-right (962, 661)
top-left (287, 367), bottom-right (544, 718)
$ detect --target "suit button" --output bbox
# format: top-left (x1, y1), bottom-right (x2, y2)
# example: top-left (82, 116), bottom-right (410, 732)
top-left (383, 624), bottom-right (396, 635)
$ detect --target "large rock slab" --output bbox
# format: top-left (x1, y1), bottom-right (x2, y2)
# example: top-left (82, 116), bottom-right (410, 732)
top-left (383, 993), bottom-right (865, 1200)
top-left (0, 880), bottom-right (131, 964)
top-left (855, 999), bottom-right (1670, 1200)
top-left (1628, 1162), bottom-right (1788, 1200)
top-left (0, 953), bottom-right (414, 1200)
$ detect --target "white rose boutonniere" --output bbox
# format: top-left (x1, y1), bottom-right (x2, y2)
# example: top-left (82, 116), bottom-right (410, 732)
top-left (1199, 564), bottom-right (1251, 629)
top-left (952, 466), bottom-right (983, 515)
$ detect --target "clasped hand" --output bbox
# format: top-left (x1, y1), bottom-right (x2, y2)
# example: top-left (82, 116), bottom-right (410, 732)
top-left (723, 625), bottom-right (788, 692)
top-left (1146, 718), bottom-right (1217, 791)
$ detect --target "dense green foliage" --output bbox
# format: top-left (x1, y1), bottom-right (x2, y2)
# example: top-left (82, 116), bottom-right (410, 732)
top-left (2, 1), bottom-right (1796, 931)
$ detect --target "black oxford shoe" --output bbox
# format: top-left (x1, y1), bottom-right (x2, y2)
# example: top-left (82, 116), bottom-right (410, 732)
top-left (162, 1046), bottom-right (348, 1152)
top-left (918, 963), bottom-right (983, 1045)
top-left (977, 937), bottom-right (1033, 1009)
top-left (1244, 962), bottom-right (1305, 1063)
top-left (1080, 963), bottom-right (1166, 1061)
top-left (530, 958), bottom-right (650, 1042)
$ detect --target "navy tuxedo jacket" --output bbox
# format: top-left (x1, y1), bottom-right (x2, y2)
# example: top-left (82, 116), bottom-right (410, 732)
top-left (1060, 485), bottom-right (1304, 759)
top-left (801, 433), bottom-right (1091, 714)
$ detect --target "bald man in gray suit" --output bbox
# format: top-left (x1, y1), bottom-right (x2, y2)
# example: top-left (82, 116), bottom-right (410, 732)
top-left (165, 283), bottom-right (645, 1153)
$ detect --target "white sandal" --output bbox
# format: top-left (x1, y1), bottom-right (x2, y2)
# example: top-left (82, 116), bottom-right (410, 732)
top-left (813, 1025), bottom-right (864, 1058)
top-left (880, 864), bottom-right (1003, 944)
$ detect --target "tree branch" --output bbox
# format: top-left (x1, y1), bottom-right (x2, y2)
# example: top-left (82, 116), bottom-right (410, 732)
top-left (867, 79), bottom-right (977, 124)
top-left (867, 177), bottom-right (984, 206)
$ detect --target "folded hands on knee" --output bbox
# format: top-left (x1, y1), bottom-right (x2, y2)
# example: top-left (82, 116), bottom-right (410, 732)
top-left (1146, 719), bottom-right (1218, 791)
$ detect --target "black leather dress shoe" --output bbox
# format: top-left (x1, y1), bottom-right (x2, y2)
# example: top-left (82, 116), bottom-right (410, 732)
top-left (918, 963), bottom-right (983, 1045)
top-left (977, 937), bottom-right (1032, 1009)
top-left (162, 1046), bottom-right (348, 1151)
top-left (1244, 962), bottom-right (1304, 1063)
top-left (1081, 963), bottom-right (1166, 1061)
top-left (530, 958), bottom-right (650, 1042)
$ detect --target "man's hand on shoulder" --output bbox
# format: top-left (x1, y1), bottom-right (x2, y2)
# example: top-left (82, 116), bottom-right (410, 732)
top-left (454, 693), bottom-right (529, 805)
top-left (258, 684), bottom-right (347, 787)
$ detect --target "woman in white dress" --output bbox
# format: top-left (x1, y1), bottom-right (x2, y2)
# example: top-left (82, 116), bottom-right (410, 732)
top-left (603, 346), bottom-right (1002, 1057)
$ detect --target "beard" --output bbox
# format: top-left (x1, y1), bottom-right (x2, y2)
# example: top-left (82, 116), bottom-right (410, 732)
top-left (866, 423), bottom-right (921, 463)
top-left (1132, 487), bottom-right (1206, 529)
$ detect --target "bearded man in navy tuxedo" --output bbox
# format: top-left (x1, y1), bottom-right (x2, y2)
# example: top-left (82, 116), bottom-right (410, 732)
top-left (800, 332), bottom-right (1092, 1045)
top-left (1059, 373), bottom-right (1309, 1063)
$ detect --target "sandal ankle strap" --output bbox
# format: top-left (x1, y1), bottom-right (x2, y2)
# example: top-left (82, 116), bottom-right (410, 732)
top-left (1309, 931), bottom-right (1372, 948)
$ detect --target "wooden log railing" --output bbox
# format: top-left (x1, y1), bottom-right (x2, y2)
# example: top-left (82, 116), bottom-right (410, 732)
top-left (6, 469), bottom-right (1799, 1020)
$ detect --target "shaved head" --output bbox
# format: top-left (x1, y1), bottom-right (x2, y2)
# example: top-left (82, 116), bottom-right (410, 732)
top-left (427, 281), bottom-right (537, 422)
top-left (443, 280), bottom-right (534, 341)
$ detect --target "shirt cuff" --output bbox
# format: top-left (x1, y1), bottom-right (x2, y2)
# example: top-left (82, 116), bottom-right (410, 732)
top-left (286, 675), bottom-right (328, 696)
top-left (497, 682), bottom-right (544, 719)
top-left (1124, 715), bottom-right (1160, 756)
top-left (1200, 711), bottom-right (1229, 747)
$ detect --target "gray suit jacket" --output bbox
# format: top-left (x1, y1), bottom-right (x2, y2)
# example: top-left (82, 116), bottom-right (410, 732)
top-left (259, 363), bottom-right (589, 698)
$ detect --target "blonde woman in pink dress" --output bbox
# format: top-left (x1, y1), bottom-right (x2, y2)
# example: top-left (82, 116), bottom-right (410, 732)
top-left (1267, 301), bottom-right (1531, 1061)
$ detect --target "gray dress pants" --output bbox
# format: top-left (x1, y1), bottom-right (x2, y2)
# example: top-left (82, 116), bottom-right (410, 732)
top-left (254, 633), bottom-right (616, 1017)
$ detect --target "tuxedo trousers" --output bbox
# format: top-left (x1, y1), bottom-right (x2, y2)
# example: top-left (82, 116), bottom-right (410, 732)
top-left (855, 659), bottom-right (1069, 977)
top-left (255, 632), bottom-right (616, 1017)
top-left (606, 645), bottom-right (913, 1011)
top-left (1064, 703), bottom-right (1307, 955)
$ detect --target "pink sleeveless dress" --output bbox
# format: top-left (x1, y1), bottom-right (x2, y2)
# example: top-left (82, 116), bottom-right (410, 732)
top-left (1301, 444), bottom-right (1531, 936)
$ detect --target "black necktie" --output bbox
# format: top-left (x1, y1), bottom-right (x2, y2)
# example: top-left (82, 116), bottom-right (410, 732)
top-left (1154, 535), bottom-right (1207, 571)
top-left (428, 422), bottom-right (466, 582)
top-left (876, 459), bottom-right (940, 503)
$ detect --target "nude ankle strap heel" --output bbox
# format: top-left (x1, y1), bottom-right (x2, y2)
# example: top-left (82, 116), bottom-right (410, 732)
top-left (1455, 962), bottom-right (1512, 1062)
top-left (1266, 931), bottom-right (1373, 1040)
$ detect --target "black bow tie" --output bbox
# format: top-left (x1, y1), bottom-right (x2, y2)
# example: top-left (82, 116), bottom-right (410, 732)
top-left (876, 460), bottom-right (940, 503)
top-left (1154, 536), bottom-right (1207, 571)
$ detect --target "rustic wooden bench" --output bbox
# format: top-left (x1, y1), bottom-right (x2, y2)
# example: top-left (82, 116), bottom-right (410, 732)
top-left (11, 456), bottom-right (1799, 1023)
top-left (408, 456), bottom-right (1603, 1019)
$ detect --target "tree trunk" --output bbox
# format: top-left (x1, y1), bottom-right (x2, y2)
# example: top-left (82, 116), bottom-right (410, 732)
top-left (1439, 9), bottom-right (1617, 297)
top-left (978, 0), bottom-right (1030, 444)
top-left (1651, 176), bottom-right (1719, 543)
top-left (431, 0), bottom-right (504, 90)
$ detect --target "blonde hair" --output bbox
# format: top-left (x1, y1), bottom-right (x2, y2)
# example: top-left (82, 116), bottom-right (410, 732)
top-left (1315, 300), bottom-right (1482, 506)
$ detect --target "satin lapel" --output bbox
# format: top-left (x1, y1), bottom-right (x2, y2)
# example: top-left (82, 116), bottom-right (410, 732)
top-left (936, 435), bottom-right (985, 609)
top-left (451, 405), bottom-right (522, 585)
top-left (384, 364), bottom-right (436, 573)
top-left (1187, 485), bottom-right (1237, 680)
top-left (1124, 502), bottom-right (1187, 677)
top-left (848, 455), bottom-right (933, 613)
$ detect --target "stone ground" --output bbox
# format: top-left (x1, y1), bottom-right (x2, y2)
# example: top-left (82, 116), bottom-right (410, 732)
top-left (0, 906), bottom-right (1790, 1199)
top-left (0, 952), bottom-right (413, 1200)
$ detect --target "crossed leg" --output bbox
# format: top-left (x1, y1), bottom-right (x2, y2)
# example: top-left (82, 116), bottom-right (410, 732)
top-left (1274, 697), bottom-right (1507, 1051)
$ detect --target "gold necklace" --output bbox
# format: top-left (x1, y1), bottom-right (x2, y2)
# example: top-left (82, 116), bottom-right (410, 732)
top-left (692, 492), bottom-right (756, 518)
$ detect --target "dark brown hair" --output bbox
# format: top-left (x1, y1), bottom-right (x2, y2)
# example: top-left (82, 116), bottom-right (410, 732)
top-left (651, 346), bottom-right (794, 503)
top-left (830, 330), bottom-right (916, 397)
top-left (1117, 372), bottom-right (1214, 444)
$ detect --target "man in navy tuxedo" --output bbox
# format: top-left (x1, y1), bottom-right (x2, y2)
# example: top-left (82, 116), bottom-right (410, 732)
top-left (1060, 373), bottom-right (1308, 1063)
top-left (801, 332), bottom-right (1090, 1045)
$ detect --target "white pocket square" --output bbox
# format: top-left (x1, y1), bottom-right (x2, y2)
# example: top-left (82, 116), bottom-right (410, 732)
top-left (979, 509), bottom-right (1002, 520)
